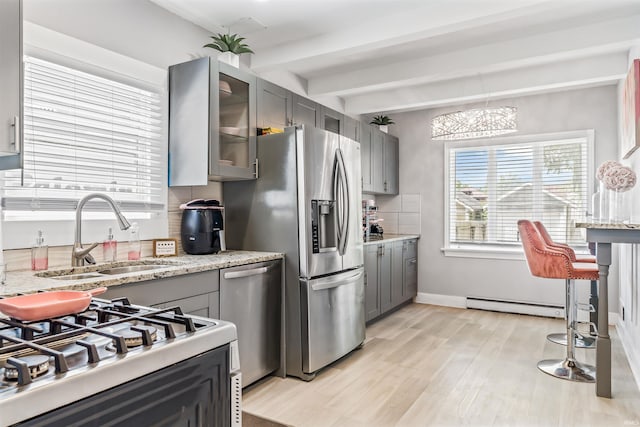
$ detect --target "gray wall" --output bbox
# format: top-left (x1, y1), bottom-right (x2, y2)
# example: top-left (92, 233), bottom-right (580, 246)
top-left (386, 85), bottom-right (619, 309)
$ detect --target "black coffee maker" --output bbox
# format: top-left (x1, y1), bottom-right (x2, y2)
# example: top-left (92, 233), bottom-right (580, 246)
top-left (179, 199), bottom-right (226, 255)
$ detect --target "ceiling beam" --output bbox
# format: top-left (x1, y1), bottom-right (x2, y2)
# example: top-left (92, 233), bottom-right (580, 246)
top-left (249, 1), bottom-right (559, 72)
top-left (344, 51), bottom-right (628, 114)
top-left (309, 14), bottom-right (640, 97)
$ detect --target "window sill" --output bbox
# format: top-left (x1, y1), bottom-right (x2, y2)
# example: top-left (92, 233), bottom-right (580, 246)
top-left (441, 246), bottom-right (526, 261)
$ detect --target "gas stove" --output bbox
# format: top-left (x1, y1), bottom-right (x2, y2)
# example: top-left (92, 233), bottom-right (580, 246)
top-left (0, 296), bottom-right (239, 426)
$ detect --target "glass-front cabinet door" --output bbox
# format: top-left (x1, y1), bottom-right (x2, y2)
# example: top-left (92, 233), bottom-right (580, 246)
top-left (209, 61), bottom-right (256, 180)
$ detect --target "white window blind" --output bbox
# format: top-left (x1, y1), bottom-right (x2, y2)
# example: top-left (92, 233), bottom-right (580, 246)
top-left (447, 135), bottom-right (590, 247)
top-left (2, 56), bottom-right (164, 215)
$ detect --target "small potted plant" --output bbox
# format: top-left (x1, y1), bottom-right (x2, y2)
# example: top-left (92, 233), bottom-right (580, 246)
top-left (370, 115), bottom-right (395, 133)
top-left (204, 33), bottom-right (254, 68)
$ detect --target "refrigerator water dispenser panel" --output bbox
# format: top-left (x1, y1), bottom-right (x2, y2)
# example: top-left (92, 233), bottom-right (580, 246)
top-left (311, 200), bottom-right (336, 253)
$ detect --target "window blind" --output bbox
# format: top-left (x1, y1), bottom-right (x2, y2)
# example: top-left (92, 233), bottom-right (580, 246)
top-left (448, 136), bottom-right (589, 246)
top-left (2, 56), bottom-right (164, 214)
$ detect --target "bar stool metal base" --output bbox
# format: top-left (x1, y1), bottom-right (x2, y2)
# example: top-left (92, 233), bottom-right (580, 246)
top-left (547, 333), bottom-right (596, 348)
top-left (537, 359), bottom-right (596, 382)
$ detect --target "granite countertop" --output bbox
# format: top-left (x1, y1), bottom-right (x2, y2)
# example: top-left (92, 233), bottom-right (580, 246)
top-left (576, 222), bottom-right (640, 230)
top-left (363, 233), bottom-right (420, 245)
top-left (0, 250), bottom-right (284, 297)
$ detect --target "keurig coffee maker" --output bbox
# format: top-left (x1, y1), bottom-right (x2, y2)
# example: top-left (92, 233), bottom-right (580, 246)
top-left (179, 199), bottom-right (226, 254)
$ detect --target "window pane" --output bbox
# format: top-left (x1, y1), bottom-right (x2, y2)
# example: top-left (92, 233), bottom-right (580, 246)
top-left (449, 136), bottom-right (589, 247)
top-left (2, 56), bottom-right (165, 214)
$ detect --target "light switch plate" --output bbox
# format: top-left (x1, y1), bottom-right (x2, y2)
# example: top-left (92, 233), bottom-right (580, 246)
top-left (153, 238), bottom-right (178, 257)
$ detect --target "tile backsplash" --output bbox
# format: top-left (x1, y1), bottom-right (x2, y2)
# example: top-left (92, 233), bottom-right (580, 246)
top-left (376, 193), bottom-right (422, 235)
top-left (2, 182), bottom-right (223, 272)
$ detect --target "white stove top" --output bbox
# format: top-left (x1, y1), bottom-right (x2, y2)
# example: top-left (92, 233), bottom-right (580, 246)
top-left (0, 299), bottom-right (237, 426)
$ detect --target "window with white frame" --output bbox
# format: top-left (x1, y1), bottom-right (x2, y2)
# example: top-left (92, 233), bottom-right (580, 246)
top-left (4, 57), bottom-right (164, 219)
top-left (444, 131), bottom-right (593, 254)
top-left (2, 56), bottom-right (165, 226)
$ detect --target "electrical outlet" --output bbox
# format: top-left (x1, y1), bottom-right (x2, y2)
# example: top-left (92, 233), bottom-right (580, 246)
top-left (153, 239), bottom-right (178, 257)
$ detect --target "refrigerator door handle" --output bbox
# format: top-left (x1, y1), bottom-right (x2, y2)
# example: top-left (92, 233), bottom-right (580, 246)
top-left (337, 148), bottom-right (350, 255)
top-left (310, 269), bottom-right (364, 291)
top-left (334, 150), bottom-right (349, 255)
top-left (332, 152), bottom-right (344, 254)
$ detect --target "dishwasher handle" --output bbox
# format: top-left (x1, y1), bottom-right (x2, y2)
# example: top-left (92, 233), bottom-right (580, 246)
top-left (222, 263), bottom-right (276, 280)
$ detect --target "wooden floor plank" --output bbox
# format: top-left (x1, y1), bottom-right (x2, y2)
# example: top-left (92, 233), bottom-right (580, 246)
top-left (243, 304), bottom-right (640, 426)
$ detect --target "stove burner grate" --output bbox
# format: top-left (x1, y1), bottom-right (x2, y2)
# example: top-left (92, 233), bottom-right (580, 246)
top-left (4, 354), bottom-right (50, 381)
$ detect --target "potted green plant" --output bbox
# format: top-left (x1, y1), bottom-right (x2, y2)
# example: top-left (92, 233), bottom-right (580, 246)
top-left (204, 33), bottom-right (254, 68)
top-left (370, 115), bottom-right (395, 133)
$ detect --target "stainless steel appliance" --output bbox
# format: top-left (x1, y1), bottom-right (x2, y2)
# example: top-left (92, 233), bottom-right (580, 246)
top-left (220, 260), bottom-right (281, 387)
top-left (224, 125), bottom-right (364, 380)
top-left (0, 296), bottom-right (241, 426)
top-left (179, 199), bottom-right (226, 255)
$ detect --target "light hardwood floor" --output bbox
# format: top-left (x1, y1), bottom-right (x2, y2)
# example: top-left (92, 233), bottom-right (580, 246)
top-left (243, 304), bottom-right (640, 427)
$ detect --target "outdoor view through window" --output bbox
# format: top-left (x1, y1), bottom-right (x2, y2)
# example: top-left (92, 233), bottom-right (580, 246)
top-left (448, 135), bottom-right (590, 248)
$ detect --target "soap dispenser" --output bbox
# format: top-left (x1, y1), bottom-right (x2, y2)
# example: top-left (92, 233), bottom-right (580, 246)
top-left (103, 227), bottom-right (117, 262)
top-left (31, 230), bottom-right (49, 271)
top-left (128, 222), bottom-right (141, 260)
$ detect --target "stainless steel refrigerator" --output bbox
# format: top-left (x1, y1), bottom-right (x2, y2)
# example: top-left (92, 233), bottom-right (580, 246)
top-left (223, 125), bottom-right (364, 381)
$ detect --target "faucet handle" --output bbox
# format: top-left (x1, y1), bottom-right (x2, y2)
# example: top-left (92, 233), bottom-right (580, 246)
top-left (84, 252), bottom-right (97, 265)
top-left (73, 242), bottom-right (99, 260)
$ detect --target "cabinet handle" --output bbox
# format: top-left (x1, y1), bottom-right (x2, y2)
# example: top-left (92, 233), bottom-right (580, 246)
top-left (254, 158), bottom-right (259, 179)
top-left (384, 182), bottom-right (387, 192)
top-left (410, 259), bottom-right (417, 264)
top-left (11, 115), bottom-right (20, 154)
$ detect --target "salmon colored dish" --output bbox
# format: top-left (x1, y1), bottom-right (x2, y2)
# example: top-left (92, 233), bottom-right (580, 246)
top-left (0, 287), bottom-right (107, 321)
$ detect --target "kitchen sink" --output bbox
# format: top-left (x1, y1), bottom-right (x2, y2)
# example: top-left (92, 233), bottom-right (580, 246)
top-left (36, 261), bottom-right (176, 280)
top-left (97, 265), bottom-right (171, 275)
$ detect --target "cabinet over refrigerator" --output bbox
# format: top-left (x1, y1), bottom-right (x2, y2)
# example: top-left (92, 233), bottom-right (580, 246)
top-left (224, 125), bottom-right (364, 380)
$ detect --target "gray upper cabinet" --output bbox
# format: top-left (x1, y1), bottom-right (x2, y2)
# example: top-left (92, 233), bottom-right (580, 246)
top-left (371, 127), bottom-right (385, 193)
top-left (362, 126), bottom-right (399, 195)
top-left (360, 123), bottom-right (373, 192)
top-left (320, 105), bottom-right (344, 135)
top-left (257, 78), bottom-right (292, 130)
top-left (292, 93), bottom-right (320, 128)
top-left (169, 58), bottom-right (257, 185)
top-left (0, 0), bottom-right (22, 171)
top-left (343, 115), bottom-right (359, 142)
top-left (384, 134), bottom-right (399, 195)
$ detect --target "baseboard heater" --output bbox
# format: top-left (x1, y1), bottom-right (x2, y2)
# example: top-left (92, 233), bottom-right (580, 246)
top-left (466, 296), bottom-right (565, 318)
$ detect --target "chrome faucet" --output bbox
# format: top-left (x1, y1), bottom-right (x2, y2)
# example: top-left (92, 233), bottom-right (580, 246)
top-left (72, 193), bottom-right (131, 267)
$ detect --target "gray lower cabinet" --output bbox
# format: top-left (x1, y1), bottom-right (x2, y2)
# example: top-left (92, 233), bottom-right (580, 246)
top-left (403, 239), bottom-right (418, 298)
top-left (364, 245), bottom-right (380, 321)
top-left (365, 241), bottom-right (405, 322)
top-left (101, 270), bottom-right (220, 318)
top-left (0, 0), bottom-right (22, 170)
top-left (365, 239), bottom-right (417, 323)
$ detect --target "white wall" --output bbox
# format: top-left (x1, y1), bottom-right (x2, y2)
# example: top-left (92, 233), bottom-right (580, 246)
top-left (385, 85), bottom-right (619, 309)
top-left (616, 44), bottom-right (640, 391)
top-left (24, 0), bottom-right (213, 69)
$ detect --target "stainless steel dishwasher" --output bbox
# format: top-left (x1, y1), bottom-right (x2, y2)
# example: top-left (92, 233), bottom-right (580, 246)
top-left (220, 260), bottom-right (282, 387)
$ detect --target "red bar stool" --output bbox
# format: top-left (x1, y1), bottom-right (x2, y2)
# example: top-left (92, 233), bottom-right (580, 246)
top-left (533, 221), bottom-right (597, 349)
top-left (518, 219), bottom-right (597, 382)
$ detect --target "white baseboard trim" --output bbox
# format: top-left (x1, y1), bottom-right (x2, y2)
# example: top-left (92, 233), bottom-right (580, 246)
top-left (415, 292), bottom-right (618, 325)
top-left (616, 322), bottom-right (640, 393)
top-left (415, 292), bottom-right (466, 308)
